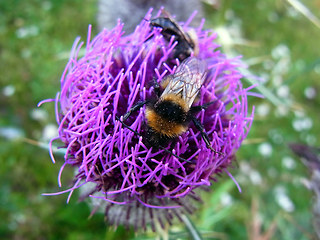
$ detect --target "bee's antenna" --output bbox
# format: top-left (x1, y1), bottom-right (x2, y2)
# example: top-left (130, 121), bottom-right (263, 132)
top-left (116, 116), bottom-right (192, 163)
top-left (143, 17), bottom-right (150, 22)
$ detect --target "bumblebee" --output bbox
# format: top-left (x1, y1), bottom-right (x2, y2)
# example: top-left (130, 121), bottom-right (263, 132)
top-left (119, 57), bottom-right (220, 156)
top-left (149, 12), bottom-right (199, 61)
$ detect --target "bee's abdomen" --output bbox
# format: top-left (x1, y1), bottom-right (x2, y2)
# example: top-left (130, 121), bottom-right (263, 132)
top-left (145, 101), bottom-right (188, 138)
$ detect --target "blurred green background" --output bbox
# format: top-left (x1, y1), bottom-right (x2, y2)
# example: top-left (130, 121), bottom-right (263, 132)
top-left (1, 0), bottom-right (319, 239)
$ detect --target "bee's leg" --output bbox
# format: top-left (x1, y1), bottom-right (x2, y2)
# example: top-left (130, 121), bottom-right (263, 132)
top-left (144, 31), bottom-right (154, 43)
top-left (116, 116), bottom-right (141, 135)
top-left (191, 116), bottom-right (224, 155)
top-left (158, 145), bottom-right (192, 163)
top-left (122, 100), bottom-right (148, 121)
top-left (189, 101), bottom-right (215, 115)
top-left (152, 77), bottom-right (161, 98)
top-left (191, 116), bottom-right (212, 149)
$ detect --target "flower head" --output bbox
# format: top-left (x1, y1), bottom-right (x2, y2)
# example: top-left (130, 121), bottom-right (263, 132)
top-left (48, 9), bottom-right (254, 230)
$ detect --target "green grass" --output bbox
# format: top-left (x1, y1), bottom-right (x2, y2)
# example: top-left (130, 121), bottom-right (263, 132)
top-left (1, 0), bottom-right (319, 239)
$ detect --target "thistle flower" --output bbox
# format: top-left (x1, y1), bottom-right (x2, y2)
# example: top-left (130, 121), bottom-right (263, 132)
top-left (44, 9), bottom-right (254, 230)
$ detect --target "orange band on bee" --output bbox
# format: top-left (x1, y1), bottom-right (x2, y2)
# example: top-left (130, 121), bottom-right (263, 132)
top-left (160, 93), bottom-right (189, 112)
top-left (145, 108), bottom-right (187, 137)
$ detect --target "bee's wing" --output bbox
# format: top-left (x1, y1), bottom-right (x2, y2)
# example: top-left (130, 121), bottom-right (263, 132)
top-left (161, 57), bottom-right (207, 108)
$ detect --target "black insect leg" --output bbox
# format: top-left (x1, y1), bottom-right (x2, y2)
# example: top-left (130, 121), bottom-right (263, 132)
top-left (191, 116), bottom-right (224, 155)
top-left (122, 100), bottom-right (148, 121)
top-left (189, 101), bottom-right (215, 115)
top-left (152, 77), bottom-right (161, 98)
top-left (116, 116), bottom-right (141, 135)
